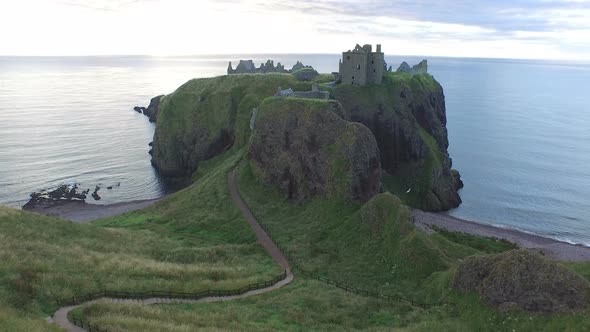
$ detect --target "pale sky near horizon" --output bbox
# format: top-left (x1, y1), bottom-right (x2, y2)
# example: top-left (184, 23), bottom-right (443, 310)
top-left (2, 0), bottom-right (590, 60)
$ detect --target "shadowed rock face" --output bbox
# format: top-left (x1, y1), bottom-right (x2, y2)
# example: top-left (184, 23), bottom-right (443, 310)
top-left (453, 250), bottom-right (590, 312)
top-left (334, 72), bottom-right (461, 211)
top-left (249, 98), bottom-right (381, 202)
top-left (150, 75), bottom-right (304, 178)
top-left (143, 95), bottom-right (164, 122)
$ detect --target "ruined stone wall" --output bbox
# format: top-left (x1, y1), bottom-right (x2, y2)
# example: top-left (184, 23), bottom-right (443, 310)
top-left (367, 52), bottom-right (384, 85)
top-left (340, 51), bottom-right (368, 86)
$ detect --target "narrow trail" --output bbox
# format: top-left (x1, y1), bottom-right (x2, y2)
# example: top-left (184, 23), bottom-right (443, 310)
top-left (51, 168), bottom-right (293, 332)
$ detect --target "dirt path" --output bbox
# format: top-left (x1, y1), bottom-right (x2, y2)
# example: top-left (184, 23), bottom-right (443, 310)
top-left (227, 169), bottom-right (290, 269)
top-left (51, 168), bottom-right (292, 332)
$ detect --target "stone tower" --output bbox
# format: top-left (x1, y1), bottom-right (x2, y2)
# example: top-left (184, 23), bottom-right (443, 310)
top-left (339, 44), bottom-right (384, 86)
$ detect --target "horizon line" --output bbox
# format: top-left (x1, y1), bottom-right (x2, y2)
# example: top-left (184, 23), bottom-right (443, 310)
top-left (0, 53), bottom-right (588, 64)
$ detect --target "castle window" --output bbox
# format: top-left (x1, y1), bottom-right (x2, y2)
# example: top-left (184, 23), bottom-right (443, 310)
top-left (373, 69), bottom-right (376, 73)
top-left (356, 64), bottom-right (360, 70)
top-left (347, 55), bottom-right (350, 60)
top-left (352, 76), bottom-right (355, 80)
top-left (371, 60), bottom-right (374, 64)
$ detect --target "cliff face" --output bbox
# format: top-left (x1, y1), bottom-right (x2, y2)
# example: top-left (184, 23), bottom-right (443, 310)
top-left (334, 72), bottom-right (461, 211)
top-left (151, 74), bottom-right (312, 177)
top-left (249, 98), bottom-right (381, 202)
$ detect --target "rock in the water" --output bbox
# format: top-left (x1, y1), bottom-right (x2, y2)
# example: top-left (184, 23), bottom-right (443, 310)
top-left (23, 184), bottom-right (88, 210)
top-left (453, 250), bottom-right (590, 312)
top-left (91, 185), bottom-right (101, 201)
top-left (249, 97), bottom-right (381, 202)
top-left (143, 95), bottom-right (164, 122)
top-left (133, 106), bottom-right (146, 113)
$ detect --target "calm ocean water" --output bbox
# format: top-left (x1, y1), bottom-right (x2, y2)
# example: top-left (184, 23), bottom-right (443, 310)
top-left (1, 55), bottom-right (589, 245)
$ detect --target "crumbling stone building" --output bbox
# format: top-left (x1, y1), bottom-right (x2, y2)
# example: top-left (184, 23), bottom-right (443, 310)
top-left (339, 44), bottom-right (385, 86)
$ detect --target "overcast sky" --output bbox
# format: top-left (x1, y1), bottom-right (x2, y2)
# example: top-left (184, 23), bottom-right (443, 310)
top-left (2, 0), bottom-right (590, 60)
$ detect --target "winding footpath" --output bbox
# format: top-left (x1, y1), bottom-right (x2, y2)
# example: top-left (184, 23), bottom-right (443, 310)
top-left (51, 168), bottom-right (293, 332)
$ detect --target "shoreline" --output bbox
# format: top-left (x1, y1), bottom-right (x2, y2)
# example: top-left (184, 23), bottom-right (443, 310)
top-left (23, 197), bottom-right (163, 222)
top-left (413, 209), bottom-right (590, 262)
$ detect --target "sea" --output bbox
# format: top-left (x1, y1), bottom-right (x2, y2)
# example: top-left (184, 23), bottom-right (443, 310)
top-left (1, 54), bottom-right (589, 245)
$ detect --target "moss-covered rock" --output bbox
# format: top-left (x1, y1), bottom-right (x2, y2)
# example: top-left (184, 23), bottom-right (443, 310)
top-left (151, 74), bottom-right (306, 177)
top-left (334, 72), bottom-right (461, 211)
top-left (292, 68), bottom-right (319, 82)
top-left (453, 249), bottom-right (590, 312)
top-left (249, 97), bottom-right (381, 201)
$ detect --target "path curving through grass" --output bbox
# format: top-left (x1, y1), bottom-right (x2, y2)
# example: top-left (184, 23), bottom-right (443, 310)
top-left (51, 168), bottom-right (293, 332)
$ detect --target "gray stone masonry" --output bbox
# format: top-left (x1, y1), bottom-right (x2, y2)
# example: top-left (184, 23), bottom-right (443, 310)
top-left (339, 44), bottom-right (385, 86)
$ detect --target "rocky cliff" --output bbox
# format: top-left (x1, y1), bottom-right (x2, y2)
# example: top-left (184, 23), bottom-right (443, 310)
top-left (150, 71), bottom-right (461, 211)
top-left (249, 98), bottom-right (381, 202)
top-left (334, 72), bottom-right (462, 211)
top-left (150, 74), bottom-right (313, 177)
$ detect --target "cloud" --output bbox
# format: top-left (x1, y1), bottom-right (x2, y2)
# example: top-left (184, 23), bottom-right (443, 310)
top-left (57, 0), bottom-right (153, 11)
top-left (1, 0), bottom-right (589, 59)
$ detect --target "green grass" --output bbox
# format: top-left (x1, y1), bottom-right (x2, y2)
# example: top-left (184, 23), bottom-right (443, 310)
top-left (0, 305), bottom-right (61, 332)
top-left (432, 227), bottom-right (518, 254)
top-left (78, 278), bottom-right (590, 331)
top-left (234, 161), bottom-right (504, 303)
top-left (382, 128), bottom-right (443, 208)
top-left (0, 149), bottom-right (280, 330)
top-left (312, 73), bottom-right (336, 84)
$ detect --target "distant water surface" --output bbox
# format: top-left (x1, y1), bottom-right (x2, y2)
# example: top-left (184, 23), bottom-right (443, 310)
top-left (1, 55), bottom-right (589, 245)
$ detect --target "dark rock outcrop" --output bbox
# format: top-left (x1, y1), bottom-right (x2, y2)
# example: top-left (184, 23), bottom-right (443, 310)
top-left (23, 184), bottom-right (89, 210)
top-left (91, 185), bottom-right (101, 201)
top-left (334, 72), bottom-right (461, 211)
top-left (453, 250), bottom-right (590, 312)
top-left (143, 95), bottom-right (164, 122)
top-left (249, 97), bottom-right (381, 202)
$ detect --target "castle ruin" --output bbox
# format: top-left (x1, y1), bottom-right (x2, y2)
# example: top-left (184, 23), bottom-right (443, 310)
top-left (339, 44), bottom-right (385, 86)
top-left (227, 60), bottom-right (313, 75)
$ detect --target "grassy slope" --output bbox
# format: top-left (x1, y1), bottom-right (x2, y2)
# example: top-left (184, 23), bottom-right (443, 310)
top-left (233, 162), bottom-right (514, 302)
top-left (0, 150), bottom-right (279, 330)
top-left (77, 158), bottom-right (590, 331)
top-left (77, 278), bottom-right (590, 332)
